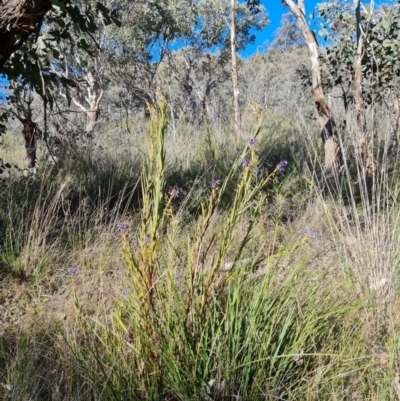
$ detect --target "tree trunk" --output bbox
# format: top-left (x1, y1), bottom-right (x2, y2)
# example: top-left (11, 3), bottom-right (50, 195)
top-left (354, 0), bottom-right (373, 174)
top-left (22, 120), bottom-right (40, 168)
top-left (85, 98), bottom-right (101, 133)
top-left (10, 80), bottom-right (41, 169)
top-left (0, 0), bottom-right (70, 69)
top-left (393, 95), bottom-right (400, 140)
top-left (72, 71), bottom-right (104, 134)
top-left (282, 0), bottom-right (338, 173)
top-left (230, 0), bottom-right (241, 134)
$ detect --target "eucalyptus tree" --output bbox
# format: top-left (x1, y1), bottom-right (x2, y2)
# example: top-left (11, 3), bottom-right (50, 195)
top-left (281, 0), bottom-right (339, 173)
top-left (0, 0), bottom-right (70, 69)
top-left (353, 0), bottom-right (370, 171)
top-left (105, 0), bottom-right (196, 114)
top-left (231, 0), bottom-right (241, 133)
top-left (271, 12), bottom-right (305, 52)
top-left (42, 0), bottom-right (195, 137)
top-left (45, 1), bottom-right (123, 135)
top-left (316, 1), bottom-right (400, 108)
top-left (163, 0), bottom-right (268, 120)
top-left (314, 1), bottom-right (400, 171)
top-left (0, 0), bottom-right (118, 166)
top-left (319, 2), bottom-right (400, 110)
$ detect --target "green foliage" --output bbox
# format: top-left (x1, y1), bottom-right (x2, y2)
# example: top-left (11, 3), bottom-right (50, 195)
top-left (2, 4), bottom-right (400, 395)
top-left (0, 0), bottom-right (121, 137)
top-left (271, 12), bottom-right (306, 52)
top-left (66, 98), bottom-right (359, 400)
top-left (105, 0), bottom-right (198, 108)
top-left (193, 0), bottom-right (268, 53)
top-left (1, 1), bottom-right (119, 97)
top-left (302, 1), bottom-right (400, 108)
top-left (1, 99), bottom-right (400, 400)
top-left (156, 0), bottom-right (269, 119)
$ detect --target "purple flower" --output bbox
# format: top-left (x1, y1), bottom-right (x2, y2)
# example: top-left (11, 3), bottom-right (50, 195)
top-left (174, 271), bottom-right (182, 280)
top-left (117, 221), bottom-right (128, 234)
top-left (168, 186), bottom-right (182, 197)
top-left (211, 179), bottom-right (221, 188)
top-left (277, 160), bottom-right (288, 173)
top-left (304, 226), bottom-right (317, 239)
top-left (248, 137), bottom-right (256, 147)
top-left (242, 159), bottom-right (250, 167)
top-left (67, 267), bottom-right (78, 276)
top-left (253, 168), bottom-right (259, 175)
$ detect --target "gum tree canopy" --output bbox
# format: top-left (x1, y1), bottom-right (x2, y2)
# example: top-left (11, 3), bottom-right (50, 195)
top-left (0, 0), bottom-right (119, 168)
top-left (0, 0), bottom-right (119, 90)
top-left (0, 0), bottom-right (70, 69)
top-left (0, 1), bottom-right (235, 163)
top-left (0, 0), bottom-right (263, 98)
top-left (0, 0), bottom-right (120, 62)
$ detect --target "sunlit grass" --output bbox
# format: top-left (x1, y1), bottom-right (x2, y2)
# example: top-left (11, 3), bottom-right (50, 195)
top-left (1, 102), bottom-right (400, 400)
top-left (0, 133), bottom-right (25, 171)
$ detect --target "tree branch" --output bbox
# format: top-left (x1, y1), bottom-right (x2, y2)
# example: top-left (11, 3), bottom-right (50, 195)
top-left (0, 0), bottom-right (70, 69)
top-left (72, 97), bottom-right (88, 115)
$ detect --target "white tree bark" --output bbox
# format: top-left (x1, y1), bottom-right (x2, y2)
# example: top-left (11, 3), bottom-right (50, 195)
top-left (282, 0), bottom-right (339, 172)
top-left (230, 0), bottom-right (241, 134)
top-left (354, 0), bottom-right (374, 173)
top-left (71, 71), bottom-right (104, 133)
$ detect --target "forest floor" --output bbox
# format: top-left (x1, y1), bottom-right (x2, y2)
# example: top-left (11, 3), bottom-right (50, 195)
top-left (1, 107), bottom-right (400, 400)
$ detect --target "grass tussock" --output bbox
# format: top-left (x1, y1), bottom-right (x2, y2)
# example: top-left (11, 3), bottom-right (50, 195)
top-left (1, 99), bottom-right (400, 400)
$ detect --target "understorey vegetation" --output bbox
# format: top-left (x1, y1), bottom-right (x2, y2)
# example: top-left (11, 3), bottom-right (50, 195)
top-left (1, 1), bottom-right (400, 400)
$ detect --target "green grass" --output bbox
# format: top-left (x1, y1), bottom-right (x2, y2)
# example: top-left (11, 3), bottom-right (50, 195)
top-left (1, 101), bottom-right (400, 400)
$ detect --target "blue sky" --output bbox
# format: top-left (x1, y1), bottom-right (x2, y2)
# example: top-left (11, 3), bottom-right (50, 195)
top-left (239, 0), bottom-right (320, 57)
top-left (0, 1), bottom-right (310, 91)
top-left (0, 0), bottom-right (391, 90)
top-left (0, 0), bottom-right (322, 101)
top-left (0, 75), bottom-right (7, 101)
top-left (240, 0), bottom-right (392, 56)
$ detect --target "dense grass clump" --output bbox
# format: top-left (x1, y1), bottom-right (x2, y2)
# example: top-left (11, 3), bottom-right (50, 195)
top-left (1, 100), bottom-right (400, 400)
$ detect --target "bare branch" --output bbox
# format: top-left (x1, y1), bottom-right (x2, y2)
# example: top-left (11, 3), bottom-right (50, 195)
top-left (72, 97), bottom-right (88, 114)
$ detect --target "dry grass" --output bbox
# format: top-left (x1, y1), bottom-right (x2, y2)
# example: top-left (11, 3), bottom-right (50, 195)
top-left (0, 133), bottom-right (25, 170)
top-left (1, 105), bottom-right (400, 400)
